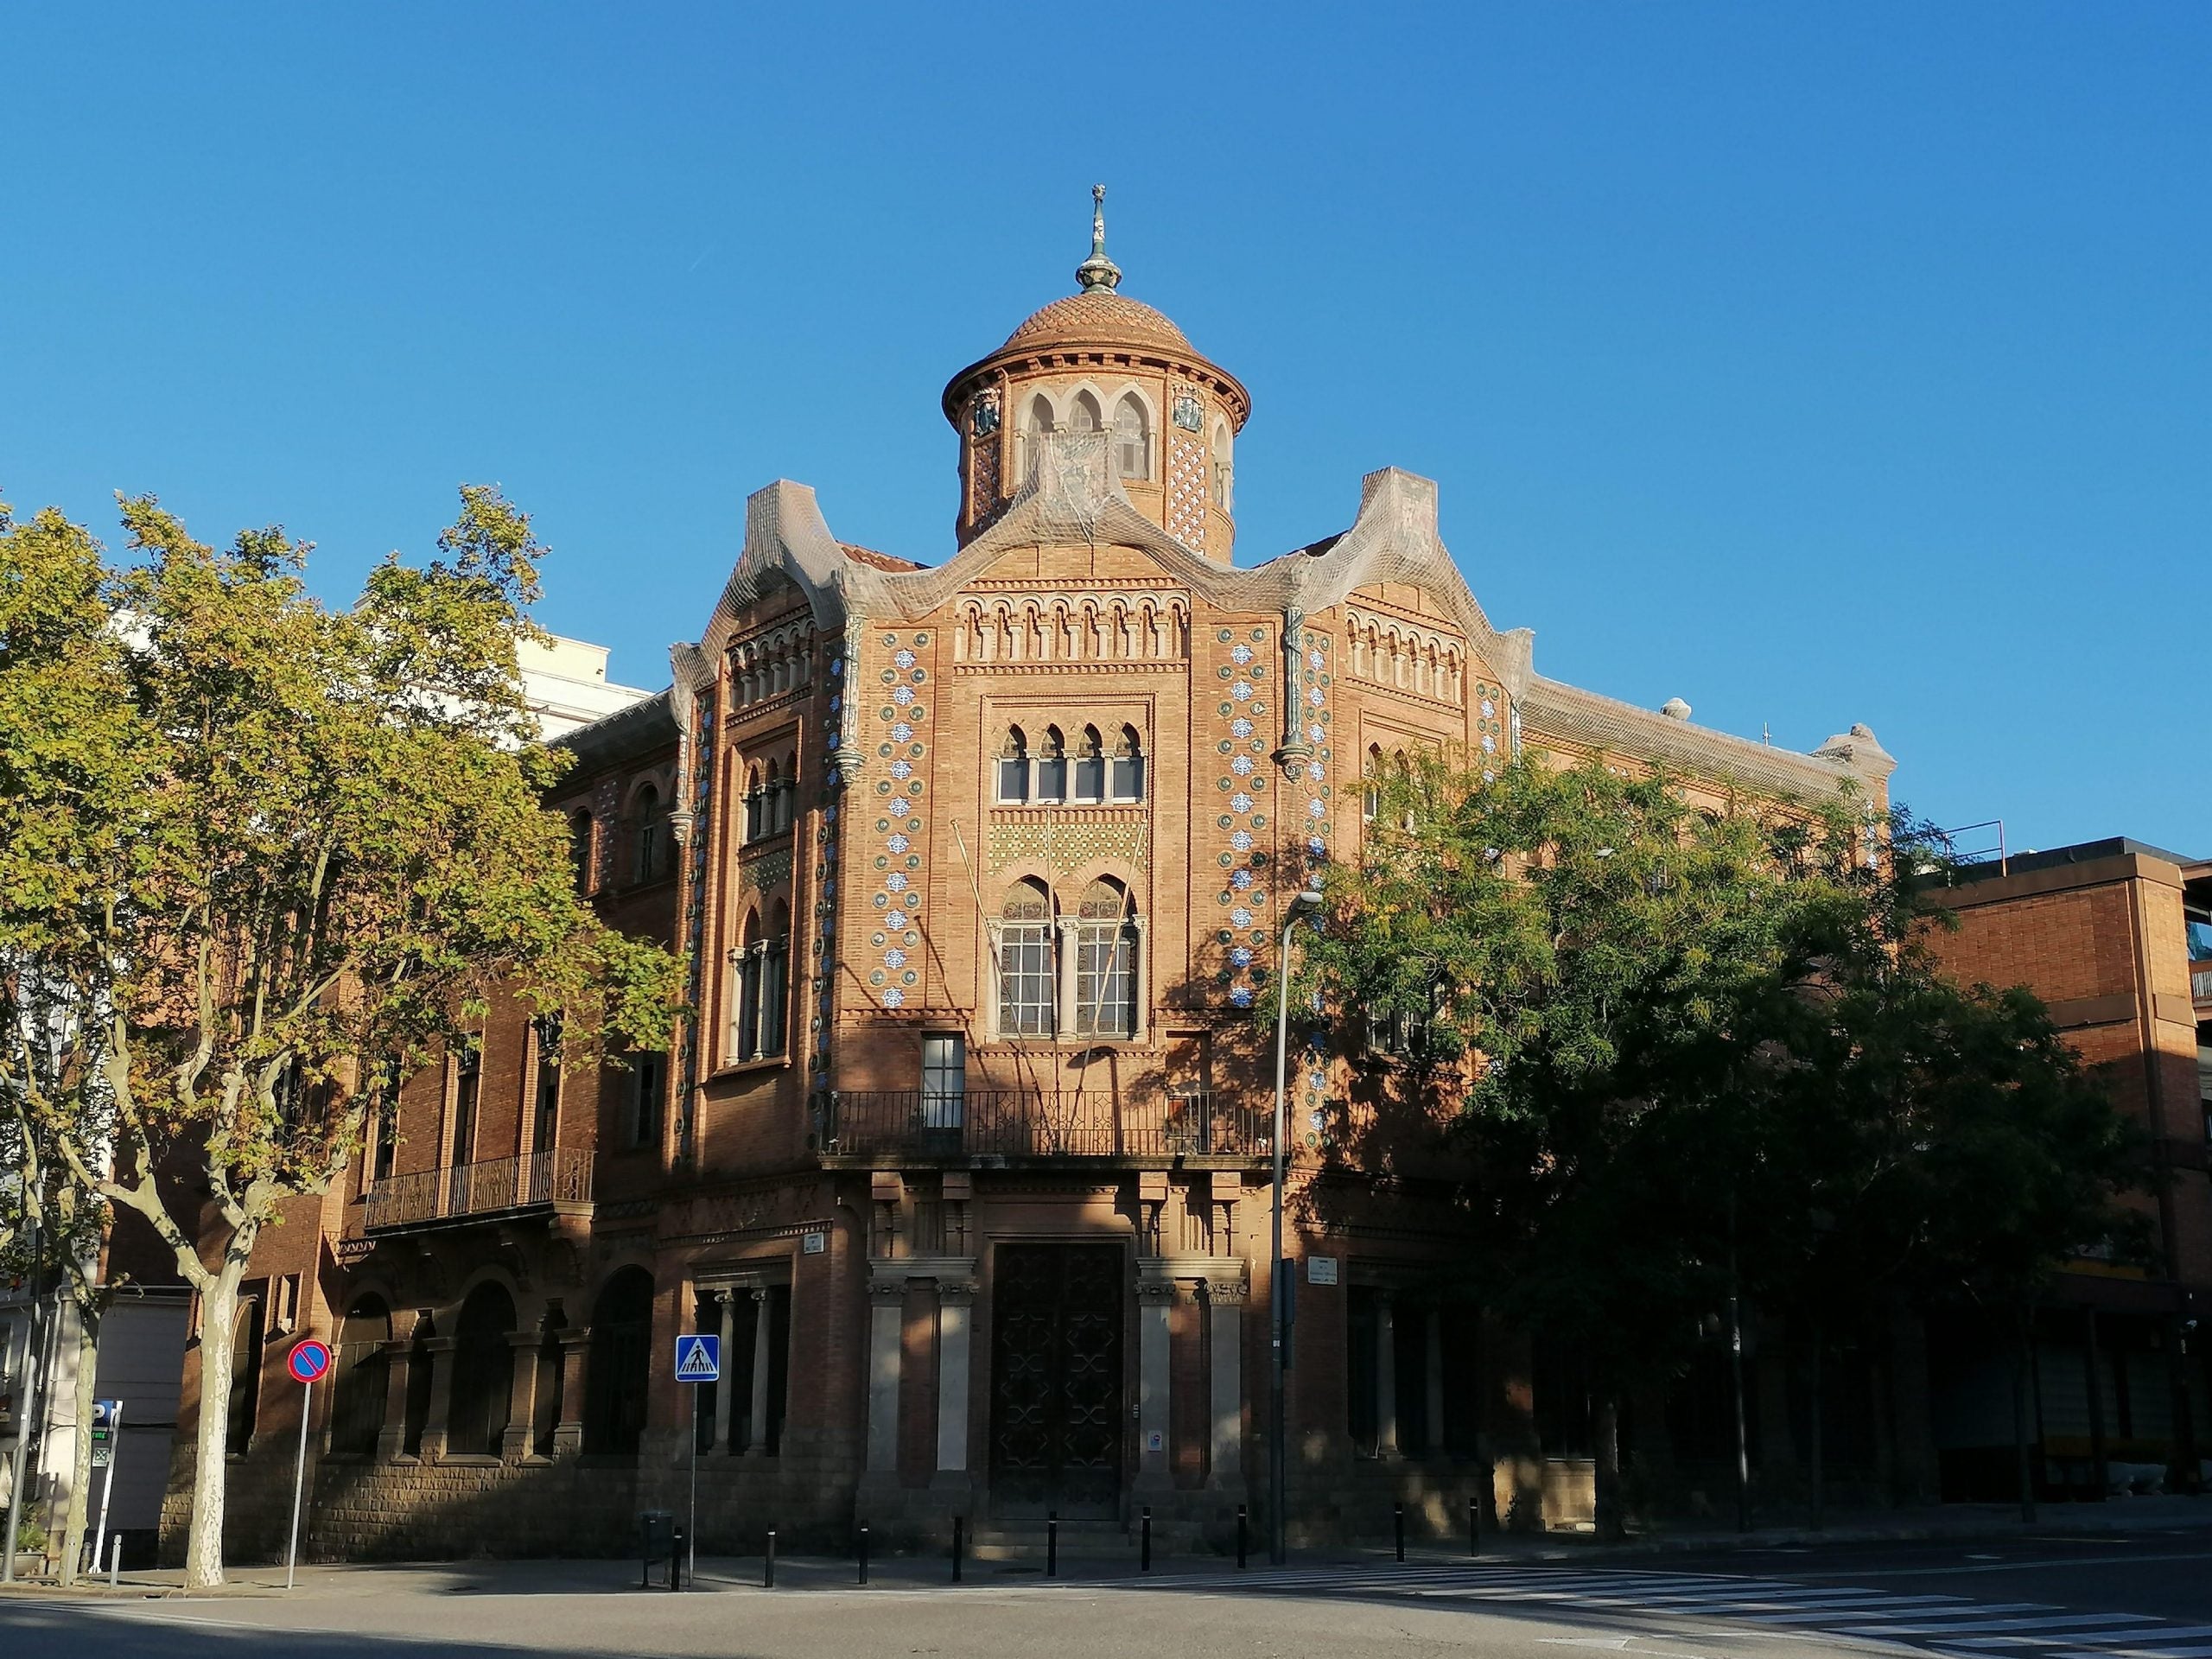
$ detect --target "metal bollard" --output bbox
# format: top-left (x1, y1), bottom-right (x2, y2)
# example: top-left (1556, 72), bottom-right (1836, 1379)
top-left (765, 1529), bottom-right (777, 1589)
top-left (1046, 1512), bottom-right (1058, 1578)
top-left (1394, 1503), bottom-right (1405, 1563)
top-left (952, 1515), bottom-right (964, 1582)
top-left (671, 1526), bottom-right (684, 1591)
top-left (1141, 1505), bottom-right (1152, 1573)
top-left (1468, 1495), bottom-right (1480, 1556)
top-left (1236, 1503), bottom-right (1249, 1569)
top-left (858, 1523), bottom-right (869, 1586)
top-left (109, 1535), bottom-right (123, 1590)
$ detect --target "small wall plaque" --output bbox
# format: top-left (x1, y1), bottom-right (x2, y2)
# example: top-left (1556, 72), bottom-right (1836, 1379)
top-left (1306, 1255), bottom-right (1338, 1287)
top-left (802, 1231), bottom-right (827, 1255)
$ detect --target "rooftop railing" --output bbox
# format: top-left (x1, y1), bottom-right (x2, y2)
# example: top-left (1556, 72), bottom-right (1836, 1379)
top-left (823, 1088), bottom-right (1269, 1164)
top-left (365, 1147), bottom-right (594, 1231)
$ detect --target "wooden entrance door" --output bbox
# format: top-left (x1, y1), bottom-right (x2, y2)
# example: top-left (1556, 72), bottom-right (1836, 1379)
top-left (989, 1243), bottom-right (1124, 1516)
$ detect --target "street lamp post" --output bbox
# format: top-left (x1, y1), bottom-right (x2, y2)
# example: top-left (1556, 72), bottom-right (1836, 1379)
top-left (1270, 887), bottom-right (1326, 1567)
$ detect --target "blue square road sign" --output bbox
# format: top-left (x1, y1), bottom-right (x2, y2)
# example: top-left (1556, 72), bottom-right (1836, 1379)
top-left (674, 1333), bottom-right (721, 1382)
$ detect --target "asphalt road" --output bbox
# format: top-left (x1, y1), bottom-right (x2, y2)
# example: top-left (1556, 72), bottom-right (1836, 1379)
top-left (3, 1532), bottom-right (2208, 1659)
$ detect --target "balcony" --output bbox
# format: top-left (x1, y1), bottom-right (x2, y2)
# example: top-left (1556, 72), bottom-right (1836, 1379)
top-left (823, 1089), bottom-right (1270, 1166)
top-left (364, 1147), bottom-right (594, 1232)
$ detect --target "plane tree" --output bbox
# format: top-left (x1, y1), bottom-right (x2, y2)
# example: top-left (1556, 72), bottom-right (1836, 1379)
top-left (0, 488), bottom-right (681, 1586)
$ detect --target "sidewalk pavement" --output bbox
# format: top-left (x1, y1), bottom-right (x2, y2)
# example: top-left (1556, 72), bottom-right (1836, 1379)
top-left (5, 1493), bottom-right (2205, 1600)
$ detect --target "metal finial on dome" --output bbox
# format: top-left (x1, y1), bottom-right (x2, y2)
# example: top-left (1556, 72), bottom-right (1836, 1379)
top-left (1075, 182), bottom-right (1122, 294)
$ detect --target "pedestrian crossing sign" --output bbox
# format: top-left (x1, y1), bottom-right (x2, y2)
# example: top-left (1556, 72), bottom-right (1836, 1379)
top-left (674, 1333), bottom-right (721, 1382)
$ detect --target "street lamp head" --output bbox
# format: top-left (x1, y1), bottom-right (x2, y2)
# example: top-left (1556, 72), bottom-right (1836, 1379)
top-left (1290, 888), bottom-right (1325, 910)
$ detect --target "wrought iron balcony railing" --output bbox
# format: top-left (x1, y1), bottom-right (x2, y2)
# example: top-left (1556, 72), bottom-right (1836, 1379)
top-left (823, 1089), bottom-right (1269, 1163)
top-left (364, 1147), bottom-right (594, 1231)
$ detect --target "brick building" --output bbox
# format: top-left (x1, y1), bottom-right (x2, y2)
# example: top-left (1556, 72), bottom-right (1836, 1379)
top-left (1917, 840), bottom-right (2212, 1499)
top-left (171, 198), bottom-right (1906, 1562)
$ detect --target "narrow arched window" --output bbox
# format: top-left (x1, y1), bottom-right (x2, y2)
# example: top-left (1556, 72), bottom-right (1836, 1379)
top-left (448, 1281), bottom-right (517, 1458)
top-left (582, 1267), bottom-right (654, 1457)
top-left (1036, 727), bottom-right (1068, 804)
top-left (1114, 395), bottom-right (1151, 481)
top-left (1364, 745), bottom-right (1383, 823)
top-left (1073, 877), bottom-right (1138, 1039)
top-left (633, 785), bottom-right (670, 883)
top-left (1074, 725), bottom-right (1106, 804)
top-left (568, 810), bottom-right (594, 895)
top-left (1020, 394), bottom-right (1056, 482)
top-left (997, 879), bottom-right (1055, 1037)
top-left (1211, 424), bottom-right (1233, 511)
top-left (997, 726), bottom-right (1030, 804)
top-left (1111, 726), bottom-right (1145, 802)
top-left (762, 899), bottom-right (790, 1058)
top-left (328, 1294), bottom-right (391, 1457)
top-left (734, 910), bottom-right (762, 1063)
top-left (1069, 391), bottom-right (1103, 435)
top-left (743, 765), bottom-right (762, 842)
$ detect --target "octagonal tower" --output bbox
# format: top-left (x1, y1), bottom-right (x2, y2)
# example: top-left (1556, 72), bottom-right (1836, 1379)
top-left (941, 186), bottom-right (1251, 558)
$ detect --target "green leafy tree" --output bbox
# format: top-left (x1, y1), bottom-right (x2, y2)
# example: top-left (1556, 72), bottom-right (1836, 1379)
top-left (1303, 754), bottom-right (1866, 1535)
top-left (0, 488), bottom-right (680, 1587)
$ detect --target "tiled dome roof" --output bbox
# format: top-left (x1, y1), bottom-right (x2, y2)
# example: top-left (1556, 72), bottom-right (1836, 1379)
top-left (1001, 290), bottom-right (1194, 355)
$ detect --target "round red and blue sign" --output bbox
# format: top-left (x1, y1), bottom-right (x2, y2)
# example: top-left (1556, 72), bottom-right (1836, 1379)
top-left (287, 1338), bottom-right (334, 1384)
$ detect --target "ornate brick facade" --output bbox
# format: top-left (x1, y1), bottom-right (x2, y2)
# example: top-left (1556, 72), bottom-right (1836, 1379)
top-left (172, 213), bottom-right (1910, 1564)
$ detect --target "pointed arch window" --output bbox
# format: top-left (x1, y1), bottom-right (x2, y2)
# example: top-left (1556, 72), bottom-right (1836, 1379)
top-left (1019, 394), bottom-right (1056, 483)
top-left (633, 785), bottom-right (671, 883)
top-left (1364, 744), bottom-right (1383, 823)
top-left (1073, 878), bottom-right (1139, 1039)
top-left (1110, 725), bottom-right (1146, 803)
top-left (1211, 424), bottom-right (1234, 512)
top-left (1114, 394), bottom-right (1151, 481)
top-left (568, 810), bottom-right (594, 894)
top-left (1035, 726), bottom-right (1068, 804)
top-left (996, 726), bottom-right (1030, 804)
top-left (1073, 725), bottom-right (1107, 804)
top-left (996, 879), bottom-right (1055, 1037)
top-left (1069, 391), bottom-right (1103, 435)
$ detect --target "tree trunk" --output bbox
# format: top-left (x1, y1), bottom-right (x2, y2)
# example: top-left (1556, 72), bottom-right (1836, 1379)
top-left (184, 1256), bottom-right (248, 1589)
top-left (1808, 1319), bottom-right (1824, 1533)
top-left (2012, 1315), bottom-right (2037, 1525)
top-left (1593, 1393), bottom-right (1625, 1541)
top-left (56, 1293), bottom-right (100, 1585)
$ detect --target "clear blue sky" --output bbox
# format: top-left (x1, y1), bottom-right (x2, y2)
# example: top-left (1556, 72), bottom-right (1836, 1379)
top-left (5, 5), bottom-right (2206, 857)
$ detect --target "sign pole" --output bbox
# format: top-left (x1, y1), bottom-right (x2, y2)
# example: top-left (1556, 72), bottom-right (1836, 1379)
top-left (281, 1337), bottom-right (332, 1592)
top-left (91, 1401), bottom-right (122, 1582)
top-left (287, 1377), bottom-right (311, 1591)
top-left (688, 1385), bottom-right (698, 1589)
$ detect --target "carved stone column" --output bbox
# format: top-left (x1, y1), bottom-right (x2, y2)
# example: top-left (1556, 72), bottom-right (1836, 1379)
top-left (833, 619), bottom-right (866, 787)
top-left (1207, 1281), bottom-right (1245, 1484)
top-left (1055, 917), bottom-right (1080, 1039)
top-left (502, 1331), bottom-right (541, 1461)
top-left (746, 1287), bottom-right (773, 1457)
top-left (420, 1336), bottom-right (458, 1463)
top-left (1278, 607), bottom-right (1312, 760)
top-left (552, 1329), bottom-right (591, 1459)
top-left (1375, 1294), bottom-right (1400, 1460)
top-left (932, 1279), bottom-right (977, 1497)
top-left (375, 1312), bottom-right (419, 1463)
top-left (1136, 1279), bottom-right (1177, 1493)
top-left (712, 1290), bottom-right (737, 1452)
top-left (863, 1278), bottom-right (905, 1479)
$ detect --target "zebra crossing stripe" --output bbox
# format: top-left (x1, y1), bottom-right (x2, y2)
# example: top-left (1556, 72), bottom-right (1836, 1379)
top-left (1745, 1601), bottom-right (2039, 1625)
top-left (1944, 1632), bottom-right (2212, 1651)
top-left (1840, 1615), bottom-right (2161, 1637)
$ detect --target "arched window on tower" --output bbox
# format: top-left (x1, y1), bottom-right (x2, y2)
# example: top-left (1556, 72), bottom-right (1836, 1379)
top-left (997, 726), bottom-right (1031, 804)
top-left (1211, 423), bottom-right (1234, 512)
top-left (733, 909), bottom-right (762, 1065)
top-left (1035, 727), bottom-right (1068, 804)
top-left (762, 899), bottom-right (790, 1058)
top-left (1364, 744), bottom-right (1384, 823)
top-left (1111, 725), bottom-right (1146, 802)
top-left (1069, 391), bottom-right (1103, 436)
top-left (1073, 877), bottom-right (1139, 1039)
top-left (996, 879), bottom-right (1056, 1038)
top-left (1114, 394), bottom-right (1151, 481)
top-left (1019, 394), bottom-right (1056, 482)
top-left (1073, 725), bottom-right (1107, 804)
